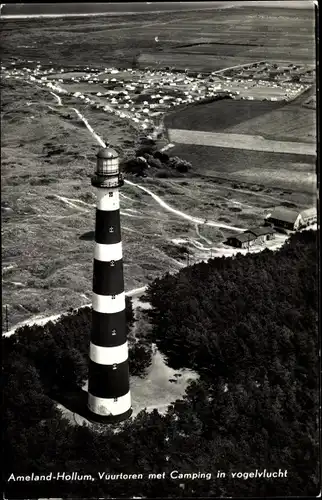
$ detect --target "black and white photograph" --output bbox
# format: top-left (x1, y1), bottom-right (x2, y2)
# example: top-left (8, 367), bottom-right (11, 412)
top-left (1, 1), bottom-right (319, 498)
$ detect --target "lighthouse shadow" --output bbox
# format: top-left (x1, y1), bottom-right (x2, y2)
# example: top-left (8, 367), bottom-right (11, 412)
top-left (55, 388), bottom-right (129, 425)
top-left (55, 388), bottom-right (89, 419)
top-left (79, 231), bottom-right (95, 241)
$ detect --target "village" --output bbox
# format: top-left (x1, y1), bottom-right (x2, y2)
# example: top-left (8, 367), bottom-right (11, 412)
top-left (1, 59), bottom-right (312, 138)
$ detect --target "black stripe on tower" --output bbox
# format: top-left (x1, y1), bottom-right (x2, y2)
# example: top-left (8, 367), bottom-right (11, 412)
top-left (91, 310), bottom-right (127, 347)
top-left (88, 360), bottom-right (130, 398)
top-left (95, 209), bottom-right (121, 244)
top-left (93, 259), bottom-right (124, 296)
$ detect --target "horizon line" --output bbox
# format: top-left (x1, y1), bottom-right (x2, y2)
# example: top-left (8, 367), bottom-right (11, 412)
top-left (0, 7), bottom-right (229, 20)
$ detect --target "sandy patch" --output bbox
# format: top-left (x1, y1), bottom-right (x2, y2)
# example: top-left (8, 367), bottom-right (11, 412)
top-left (130, 345), bottom-right (199, 417)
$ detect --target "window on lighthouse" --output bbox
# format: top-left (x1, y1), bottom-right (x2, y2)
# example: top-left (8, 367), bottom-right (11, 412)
top-left (113, 364), bottom-right (117, 370)
top-left (110, 260), bottom-right (115, 267)
top-left (111, 329), bottom-right (117, 336)
top-left (112, 295), bottom-right (116, 299)
top-left (114, 397), bottom-right (118, 402)
top-left (102, 160), bottom-right (109, 173)
top-left (109, 192), bottom-right (113, 197)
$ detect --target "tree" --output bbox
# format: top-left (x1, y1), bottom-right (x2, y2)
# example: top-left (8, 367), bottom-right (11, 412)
top-left (2, 231), bottom-right (319, 499)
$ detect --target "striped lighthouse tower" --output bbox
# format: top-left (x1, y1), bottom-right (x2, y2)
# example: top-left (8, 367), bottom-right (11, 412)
top-left (87, 146), bottom-right (132, 423)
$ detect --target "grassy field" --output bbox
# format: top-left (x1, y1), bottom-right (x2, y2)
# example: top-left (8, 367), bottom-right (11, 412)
top-left (1, 79), bottom-right (248, 328)
top-left (3, 75), bottom-right (301, 329)
top-left (168, 144), bottom-right (316, 196)
top-left (138, 5), bottom-right (315, 70)
top-left (1, 5), bottom-right (315, 70)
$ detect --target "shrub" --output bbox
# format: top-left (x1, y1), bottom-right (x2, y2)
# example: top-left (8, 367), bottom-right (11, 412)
top-left (129, 342), bottom-right (153, 377)
top-left (146, 156), bottom-right (163, 169)
top-left (122, 157), bottom-right (148, 176)
top-left (156, 170), bottom-right (170, 178)
top-left (136, 145), bottom-right (157, 157)
top-left (154, 151), bottom-right (170, 163)
top-left (167, 156), bottom-right (192, 173)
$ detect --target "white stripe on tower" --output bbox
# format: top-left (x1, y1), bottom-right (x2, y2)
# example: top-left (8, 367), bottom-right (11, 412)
top-left (94, 242), bottom-right (123, 262)
top-left (87, 146), bottom-right (132, 423)
top-left (89, 341), bottom-right (129, 365)
top-left (92, 292), bottom-right (125, 314)
top-left (96, 189), bottom-right (120, 211)
top-left (88, 392), bottom-right (131, 417)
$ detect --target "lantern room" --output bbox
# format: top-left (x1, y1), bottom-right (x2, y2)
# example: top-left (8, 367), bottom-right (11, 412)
top-left (92, 146), bottom-right (124, 189)
top-left (96, 147), bottom-right (119, 176)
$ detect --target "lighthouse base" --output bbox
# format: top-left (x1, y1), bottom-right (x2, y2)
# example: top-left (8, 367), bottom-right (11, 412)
top-left (86, 406), bottom-right (133, 424)
top-left (53, 388), bottom-right (132, 426)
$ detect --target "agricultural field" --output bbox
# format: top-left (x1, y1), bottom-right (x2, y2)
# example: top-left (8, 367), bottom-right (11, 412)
top-left (165, 80), bottom-right (316, 200)
top-left (165, 98), bottom-right (285, 132)
top-left (167, 144), bottom-right (316, 196)
top-left (165, 87), bottom-right (316, 143)
top-left (168, 129), bottom-right (315, 155)
top-left (225, 88), bottom-right (316, 142)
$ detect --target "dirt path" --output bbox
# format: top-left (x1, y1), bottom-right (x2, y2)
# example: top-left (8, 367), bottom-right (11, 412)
top-left (125, 179), bottom-right (244, 232)
top-left (50, 91), bottom-right (62, 106)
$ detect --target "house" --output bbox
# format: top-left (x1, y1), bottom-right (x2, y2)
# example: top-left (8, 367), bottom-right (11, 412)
top-left (226, 232), bottom-right (255, 249)
top-left (246, 226), bottom-right (276, 243)
top-left (225, 226), bottom-right (275, 249)
top-left (264, 207), bottom-right (302, 231)
top-left (265, 206), bottom-right (317, 231)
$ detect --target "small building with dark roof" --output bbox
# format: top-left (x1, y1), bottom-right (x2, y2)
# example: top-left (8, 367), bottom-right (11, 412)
top-left (225, 226), bottom-right (275, 249)
top-left (264, 207), bottom-right (301, 231)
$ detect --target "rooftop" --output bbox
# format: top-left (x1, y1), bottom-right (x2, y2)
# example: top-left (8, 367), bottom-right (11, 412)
top-left (228, 232), bottom-right (255, 244)
top-left (246, 226), bottom-right (276, 237)
top-left (266, 207), bottom-right (300, 224)
top-left (96, 147), bottom-right (118, 159)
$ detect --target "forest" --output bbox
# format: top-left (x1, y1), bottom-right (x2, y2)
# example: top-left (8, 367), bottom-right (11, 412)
top-left (2, 230), bottom-right (319, 498)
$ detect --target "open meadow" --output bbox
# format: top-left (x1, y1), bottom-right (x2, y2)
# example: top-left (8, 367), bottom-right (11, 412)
top-left (138, 5), bottom-right (315, 70)
top-left (1, 4), bottom-right (315, 70)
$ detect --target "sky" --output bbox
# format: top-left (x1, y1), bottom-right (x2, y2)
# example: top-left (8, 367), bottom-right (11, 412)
top-left (0, 1), bottom-right (315, 18)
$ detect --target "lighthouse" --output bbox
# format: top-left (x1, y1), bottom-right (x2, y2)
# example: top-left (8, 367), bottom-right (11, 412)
top-left (87, 146), bottom-right (132, 423)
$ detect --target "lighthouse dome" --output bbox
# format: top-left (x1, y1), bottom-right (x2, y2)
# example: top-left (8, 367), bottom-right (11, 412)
top-left (96, 147), bottom-right (118, 159)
